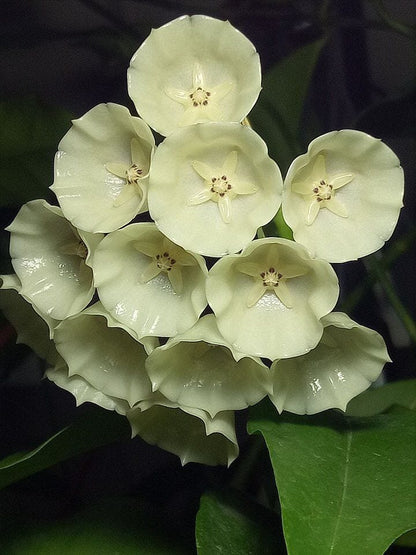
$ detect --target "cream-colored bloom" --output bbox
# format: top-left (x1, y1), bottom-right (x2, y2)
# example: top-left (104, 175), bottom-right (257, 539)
top-left (145, 315), bottom-right (271, 418)
top-left (92, 223), bottom-right (208, 338)
top-left (53, 302), bottom-right (156, 408)
top-left (127, 15), bottom-right (261, 136)
top-left (51, 103), bottom-right (154, 233)
top-left (283, 130), bottom-right (404, 262)
top-left (269, 312), bottom-right (391, 414)
top-left (7, 199), bottom-right (102, 320)
top-left (128, 392), bottom-right (239, 466)
top-left (206, 238), bottom-right (339, 360)
top-left (148, 123), bottom-right (282, 256)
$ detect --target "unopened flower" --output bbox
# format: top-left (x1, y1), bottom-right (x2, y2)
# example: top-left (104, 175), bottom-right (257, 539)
top-left (282, 130), bottom-right (404, 262)
top-left (148, 123), bottom-right (282, 256)
top-left (128, 15), bottom-right (261, 136)
top-left (128, 392), bottom-right (239, 466)
top-left (92, 223), bottom-right (208, 338)
top-left (7, 199), bottom-right (102, 320)
top-left (206, 238), bottom-right (339, 360)
top-left (51, 103), bottom-right (154, 233)
top-left (269, 312), bottom-right (391, 414)
top-left (53, 302), bottom-right (156, 408)
top-left (145, 315), bottom-right (271, 418)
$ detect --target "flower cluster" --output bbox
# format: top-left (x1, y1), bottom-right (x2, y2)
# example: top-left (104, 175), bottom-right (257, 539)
top-left (1, 15), bottom-right (403, 466)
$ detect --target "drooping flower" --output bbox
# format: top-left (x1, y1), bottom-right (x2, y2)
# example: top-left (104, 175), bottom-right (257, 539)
top-left (92, 222), bottom-right (208, 339)
top-left (148, 122), bottom-right (282, 257)
top-left (206, 238), bottom-right (339, 360)
top-left (128, 392), bottom-right (239, 466)
top-left (282, 130), bottom-right (404, 262)
top-left (51, 103), bottom-right (154, 233)
top-left (145, 315), bottom-right (271, 418)
top-left (7, 199), bottom-right (102, 320)
top-left (53, 302), bottom-right (157, 408)
top-left (269, 312), bottom-right (391, 414)
top-left (127, 15), bottom-right (261, 136)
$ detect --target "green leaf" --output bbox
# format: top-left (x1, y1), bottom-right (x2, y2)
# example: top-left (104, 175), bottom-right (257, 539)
top-left (248, 400), bottom-right (416, 555)
top-left (346, 379), bottom-right (416, 416)
top-left (0, 406), bottom-right (131, 489)
top-left (249, 38), bottom-right (326, 173)
top-left (196, 489), bottom-right (285, 555)
top-left (0, 97), bottom-right (72, 206)
top-left (0, 496), bottom-right (191, 554)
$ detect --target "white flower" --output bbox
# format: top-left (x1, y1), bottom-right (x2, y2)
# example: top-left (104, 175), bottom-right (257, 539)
top-left (206, 238), bottom-right (339, 360)
top-left (269, 312), bottom-right (391, 414)
top-left (148, 123), bottom-right (282, 257)
top-left (53, 302), bottom-right (157, 408)
top-left (46, 357), bottom-right (130, 415)
top-left (127, 15), bottom-right (261, 136)
top-left (7, 199), bottom-right (102, 320)
top-left (92, 222), bottom-right (208, 338)
top-left (51, 103), bottom-right (154, 233)
top-left (145, 315), bottom-right (271, 418)
top-left (282, 130), bottom-right (404, 262)
top-left (128, 392), bottom-right (239, 466)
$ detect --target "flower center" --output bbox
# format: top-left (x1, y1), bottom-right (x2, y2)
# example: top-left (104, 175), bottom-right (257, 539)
top-left (313, 180), bottom-right (333, 202)
top-left (210, 175), bottom-right (232, 197)
top-left (126, 164), bottom-right (143, 185)
top-left (76, 240), bottom-right (88, 259)
top-left (260, 267), bottom-right (283, 288)
top-left (155, 252), bottom-right (177, 272)
top-left (189, 86), bottom-right (211, 107)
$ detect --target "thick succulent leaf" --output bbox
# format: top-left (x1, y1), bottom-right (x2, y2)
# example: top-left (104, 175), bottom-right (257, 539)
top-left (346, 378), bottom-right (416, 416)
top-left (196, 490), bottom-right (285, 555)
top-left (248, 398), bottom-right (416, 555)
top-left (0, 406), bottom-right (130, 489)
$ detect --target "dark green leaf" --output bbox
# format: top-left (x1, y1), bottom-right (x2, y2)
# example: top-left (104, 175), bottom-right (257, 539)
top-left (0, 406), bottom-right (131, 489)
top-left (346, 379), bottom-right (416, 416)
top-left (0, 496), bottom-right (190, 554)
top-left (249, 38), bottom-right (325, 173)
top-left (196, 489), bottom-right (285, 555)
top-left (248, 400), bottom-right (416, 555)
top-left (0, 97), bottom-right (71, 206)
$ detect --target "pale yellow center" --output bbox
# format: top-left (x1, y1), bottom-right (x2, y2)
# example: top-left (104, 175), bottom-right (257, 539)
top-left (155, 252), bottom-right (177, 272)
top-left (190, 87), bottom-right (211, 107)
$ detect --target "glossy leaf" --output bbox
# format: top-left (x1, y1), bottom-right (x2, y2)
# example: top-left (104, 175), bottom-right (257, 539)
top-left (0, 496), bottom-right (191, 554)
top-left (248, 400), bottom-right (416, 555)
top-left (196, 489), bottom-right (285, 555)
top-left (0, 406), bottom-right (130, 489)
top-left (346, 379), bottom-right (416, 416)
top-left (249, 38), bottom-right (325, 173)
top-left (0, 97), bottom-right (71, 206)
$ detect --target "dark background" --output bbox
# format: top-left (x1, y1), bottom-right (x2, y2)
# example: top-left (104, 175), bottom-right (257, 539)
top-left (0, 1), bottom-right (415, 552)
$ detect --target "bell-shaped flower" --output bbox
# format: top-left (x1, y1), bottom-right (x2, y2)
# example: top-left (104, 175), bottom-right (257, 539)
top-left (127, 15), bottom-right (261, 136)
top-left (7, 199), bottom-right (102, 320)
top-left (282, 130), bottom-right (404, 262)
top-left (128, 392), bottom-right (239, 466)
top-left (269, 312), bottom-right (391, 414)
top-left (148, 122), bottom-right (282, 257)
top-left (53, 302), bottom-right (157, 408)
top-left (51, 103), bottom-right (154, 233)
top-left (145, 315), bottom-right (271, 418)
top-left (92, 222), bottom-right (208, 338)
top-left (206, 237), bottom-right (339, 360)
top-left (46, 356), bottom-right (130, 415)
top-left (0, 274), bottom-right (58, 363)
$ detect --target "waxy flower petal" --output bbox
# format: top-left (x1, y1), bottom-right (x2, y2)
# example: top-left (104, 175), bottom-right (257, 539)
top-left (53, 302), bottom-right (156, 407)
top-left (51, 103), bottom-right (154, 233)
top-left (92, 223), bottom-right (208, 338)
top-left (206, 238), bottom-right (339, 360)
top-left (269, 312), bottom-right (391, 414)
top-left (128, 15), bottom-right (261, 136)
top-left (7, 200), bottom-right (102, 320)
top-left (148, 123), bottom-right (282, 256)
top-left (145, 315), bottom-right (271, 418)
top-left (283, 130), bottom-right (404, 262)
top-left (128, 393), bottom-right (239, 466)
